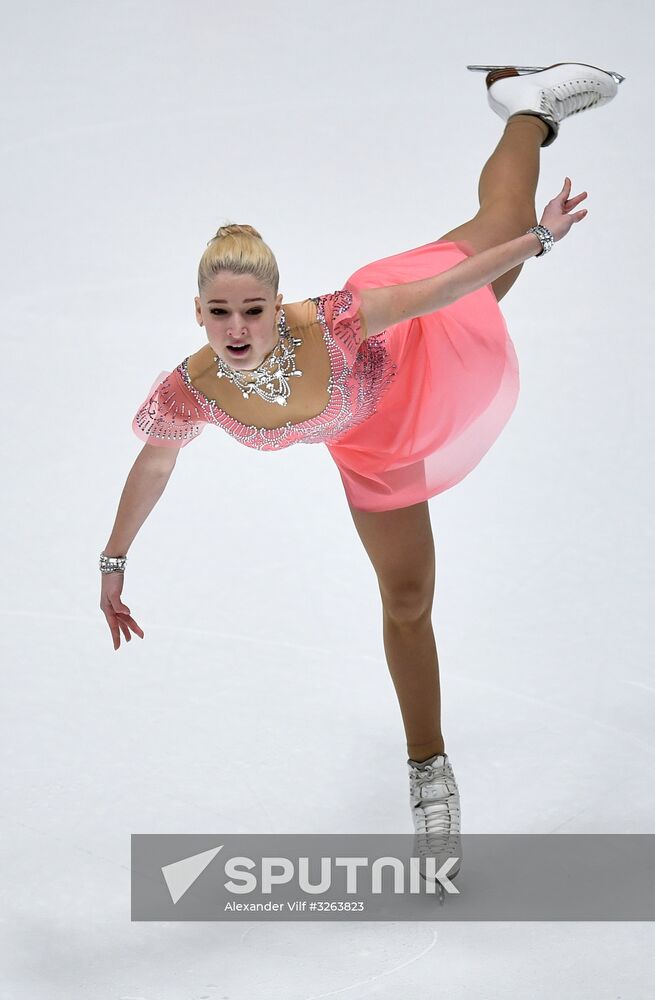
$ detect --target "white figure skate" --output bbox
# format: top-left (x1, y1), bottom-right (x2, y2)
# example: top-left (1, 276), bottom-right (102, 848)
top-left (467, 62), bottom-right (626, 146)
top-left (408, 751), bottom-right (462, 905)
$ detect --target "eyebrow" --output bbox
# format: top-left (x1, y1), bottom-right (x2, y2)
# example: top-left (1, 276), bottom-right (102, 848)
top-left (207, 297), bottom-right (266, 304)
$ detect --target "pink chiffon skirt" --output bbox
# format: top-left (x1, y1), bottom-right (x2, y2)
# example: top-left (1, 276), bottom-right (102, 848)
top-left (325, 238), bottom-right (520, 513)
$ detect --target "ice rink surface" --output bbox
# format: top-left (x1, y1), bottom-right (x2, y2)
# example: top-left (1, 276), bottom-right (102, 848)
top-left (2, 0), bottom-right (653, 996)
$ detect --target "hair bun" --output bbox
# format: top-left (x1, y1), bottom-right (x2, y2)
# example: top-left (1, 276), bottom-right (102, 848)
top-left (213, 223), bottom-right (263, 242)
top-left (198, 222), bottom-right (279, 296)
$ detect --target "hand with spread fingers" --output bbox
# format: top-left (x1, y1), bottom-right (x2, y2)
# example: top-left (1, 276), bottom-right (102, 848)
top-left (100, 571), bottom-right (145, 650)
top-left (539, 177), bottom-right (589, 242)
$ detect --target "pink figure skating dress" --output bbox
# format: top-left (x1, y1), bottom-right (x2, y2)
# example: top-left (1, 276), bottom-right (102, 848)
top-left (132, 238), bottom-right (519, 512)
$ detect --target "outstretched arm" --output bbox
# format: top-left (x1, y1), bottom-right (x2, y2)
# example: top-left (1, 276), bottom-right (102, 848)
top-left (358, 231), bottom-right (543, 338)
top-left (103, 443), bottom-right (179, 558)
top-left (100, 443), bottom-right (179, 650)
top-left (358, 178), bottom-right (588, 339)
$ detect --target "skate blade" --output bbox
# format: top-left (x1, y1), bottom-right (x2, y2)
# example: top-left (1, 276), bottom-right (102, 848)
top-left (466, 64), bottom-right (625, 85)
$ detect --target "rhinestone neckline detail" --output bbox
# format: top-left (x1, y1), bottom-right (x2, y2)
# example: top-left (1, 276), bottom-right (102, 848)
top-left (177, 301), bottom-right (345, 437)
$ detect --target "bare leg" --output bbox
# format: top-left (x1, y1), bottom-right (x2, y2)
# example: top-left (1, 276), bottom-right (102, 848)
top-left (436, 114), bottom-right (550, 301)
top-left (347, 499), bottom-right (444, 763)
top-left (345, 119), bottom-right (551, 763)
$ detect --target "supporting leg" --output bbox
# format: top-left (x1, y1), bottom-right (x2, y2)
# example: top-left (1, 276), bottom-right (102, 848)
top-left (436, 114), bottom-right (549, 301)
top-left (347, 499), bottom-right (444, 762)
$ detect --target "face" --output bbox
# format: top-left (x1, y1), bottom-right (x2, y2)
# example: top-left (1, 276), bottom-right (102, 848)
top-left (195, 272), bottom-right (283, 376)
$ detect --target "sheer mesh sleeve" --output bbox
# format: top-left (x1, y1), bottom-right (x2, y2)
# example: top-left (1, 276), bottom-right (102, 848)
top-left (318, 286), bottom-right (367, 366)
top-left (132, 369), bottom-right (206, 448)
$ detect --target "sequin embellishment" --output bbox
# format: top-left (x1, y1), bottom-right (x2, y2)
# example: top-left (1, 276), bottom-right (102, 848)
top-left (136, 290), bottom-right (398, 451)
top-left (133, 371), bottom-right (206, 444)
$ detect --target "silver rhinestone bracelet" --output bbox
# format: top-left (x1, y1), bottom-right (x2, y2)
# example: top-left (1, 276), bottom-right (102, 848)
top-left (526, 225), bottom-right (554, 257)
top-left (100, 551), bottom-right (127, 574)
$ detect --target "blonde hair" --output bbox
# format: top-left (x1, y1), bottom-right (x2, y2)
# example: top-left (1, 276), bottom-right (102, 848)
top-left (197, 222), bottom-right (279, 297)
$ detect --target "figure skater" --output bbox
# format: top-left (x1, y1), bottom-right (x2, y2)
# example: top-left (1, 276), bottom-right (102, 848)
top-left (99, 62), bottom-right (625, 883)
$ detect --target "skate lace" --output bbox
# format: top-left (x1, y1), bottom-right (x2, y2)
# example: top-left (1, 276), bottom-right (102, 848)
top-left (541, 79), bottom-right (604, 118)
top-left (409, 762), bottom-right (461, 838)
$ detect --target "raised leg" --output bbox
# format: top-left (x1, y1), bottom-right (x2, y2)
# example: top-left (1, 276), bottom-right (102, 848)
top-left (436, 114), bottom-right (550, 301)
top-left (347, 498), bottom-right (444, 763)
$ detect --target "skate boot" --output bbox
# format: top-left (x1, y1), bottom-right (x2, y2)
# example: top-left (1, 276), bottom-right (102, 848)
top-left (408, 751), bottom-right (462, 898)
top-left (467, 62), bottom-right (626, 146)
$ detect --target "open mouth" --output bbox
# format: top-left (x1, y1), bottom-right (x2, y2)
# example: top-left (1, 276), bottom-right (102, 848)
top-left (227, 344), bottom-right (251, 356)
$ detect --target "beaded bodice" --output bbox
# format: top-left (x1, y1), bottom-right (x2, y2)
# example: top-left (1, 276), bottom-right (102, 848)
top-left (133, 289), bottom-right (398, 451)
